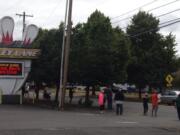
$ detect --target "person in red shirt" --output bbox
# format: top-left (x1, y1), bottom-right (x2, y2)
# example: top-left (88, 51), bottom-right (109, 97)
top-left (151, 90), bottom-right (159, 117)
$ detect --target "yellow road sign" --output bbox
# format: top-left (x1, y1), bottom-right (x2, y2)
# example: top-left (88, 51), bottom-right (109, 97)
top-left (165, 74), bottom-right (173, 83)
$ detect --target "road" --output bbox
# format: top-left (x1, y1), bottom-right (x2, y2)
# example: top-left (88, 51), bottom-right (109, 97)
top-left (0, 102), bottom-right (179, 135)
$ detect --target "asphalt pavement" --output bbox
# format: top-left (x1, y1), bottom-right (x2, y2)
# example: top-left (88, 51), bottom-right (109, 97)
top-left (0, 101), bottom-right (179, 135)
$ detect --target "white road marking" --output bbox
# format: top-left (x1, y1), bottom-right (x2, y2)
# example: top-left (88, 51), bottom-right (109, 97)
top-left (42, 128), bottom-right (59, 131)
top-left (76, 113), bottom-right (96, 116)
top-left (116, 121), bottom-right (138, 124)
top-left (43, 128), bottom-right (74, 131)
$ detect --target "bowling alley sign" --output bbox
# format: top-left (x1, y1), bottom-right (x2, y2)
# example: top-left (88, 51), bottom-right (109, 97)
top-left (0, 16), bottom-right (40, 96)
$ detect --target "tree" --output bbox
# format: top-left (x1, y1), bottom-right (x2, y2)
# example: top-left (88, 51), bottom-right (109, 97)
top-left (29, 23), bottom-right (64, 101)
top-left (69, 23), bottom-right (86, 84)
top-left (69, 10), bottom-right (130, 103)
top-left (112, 27), bottom-right (131, 83)
top-left (29, 11), bottom-right (132, 106)
top-left (127, 11), bottom-right (178, 97)
top-left (82, 10), bottom-right (115, 85)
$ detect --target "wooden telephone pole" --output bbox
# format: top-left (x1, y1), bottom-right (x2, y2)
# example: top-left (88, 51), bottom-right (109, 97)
top-left (16, 11), bottom-right (33, 33)
top-left (58, 0), bottom-right (73, 110)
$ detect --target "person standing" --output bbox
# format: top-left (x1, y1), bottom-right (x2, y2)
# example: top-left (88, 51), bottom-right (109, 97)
top-left (157, 92), bottom-right (162, 104)
top-left (106, 87), bottom-right (113, 110)
top-left (69, 87), bottom-right (74, 104)
top-left (114, 90), bottom-right (125, 115)
top-left (151, 90), bottom-right (158, 117)
top-left (142, 92), bottom-right (149, 115)
top-left (175, 94), bottom-right (180, 120)
top-left (98, 90), bottom-right (105, 113)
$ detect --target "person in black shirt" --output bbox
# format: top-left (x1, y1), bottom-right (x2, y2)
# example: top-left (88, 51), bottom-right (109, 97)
top-left (175, 94), bottom-right (180, 120)
top-left (142, 92), bottom-right (149, 115)
top-left (114, 90), bottom-right (125, 115)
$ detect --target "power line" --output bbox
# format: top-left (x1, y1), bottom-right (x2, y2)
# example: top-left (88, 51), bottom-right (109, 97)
top-left (112, 8), bottom-right (180, 25)
top-left (95, 0), bottom-right (109, 7)
top-left (148, 0), bottom-right (180, 12)
top-left (126, 18), bottom-right (180, 39)
top-left (111, 0), bottom-right (158, 20)
top-left (111, 0), bottom-right (180, 24)
top-left (156, 8), bottom-right (180, 18)
top-left (111, 15), bottom-right (132, 24)
top-left (119, 10), bottom-right (180, 30)
top-left (159, 18), bottom-right (180, 26)
top-left (128, 20), bottom-right (180, 38)
top-left (42, 0), bottom-right (63, 27)
top-left (5, 0), bottom-right (23, 12)
top-left (46, 0), bottom-right (63, 20)
top-left (122, 18), bottom-right (180, 30)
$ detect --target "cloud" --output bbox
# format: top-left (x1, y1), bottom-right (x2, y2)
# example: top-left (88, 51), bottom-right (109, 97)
top-left (0, 0), bottom-right (180, 54)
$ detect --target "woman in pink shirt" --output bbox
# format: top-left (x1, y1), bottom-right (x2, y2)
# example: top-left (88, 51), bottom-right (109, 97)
top-left (98, 90), bottom-right (105, 113)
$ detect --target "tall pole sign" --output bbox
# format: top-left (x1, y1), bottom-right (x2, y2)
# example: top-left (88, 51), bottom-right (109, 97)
top-left (0, 16), bottom-right (39, 104)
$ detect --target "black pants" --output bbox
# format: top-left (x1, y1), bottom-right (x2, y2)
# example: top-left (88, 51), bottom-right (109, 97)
top-left (107, 100), bottom-right (113, 110)
top-left (116, 104), bottom-right (123, 115)
top-left (177, 107), bottom-right (180, 120)
top-left (143, 103), bottom-right (148, 115)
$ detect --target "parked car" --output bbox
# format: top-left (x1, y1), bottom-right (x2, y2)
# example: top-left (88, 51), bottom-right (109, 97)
top-left (161, 90), bottom-right (180, 105)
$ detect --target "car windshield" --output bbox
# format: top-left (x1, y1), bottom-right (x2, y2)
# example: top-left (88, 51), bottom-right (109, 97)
top-left (162, 90), bottom-right (180, 96)
top-left (162, 91), bottom-right (169, 95)
top-left (169, 91), bottom-right (176, 96)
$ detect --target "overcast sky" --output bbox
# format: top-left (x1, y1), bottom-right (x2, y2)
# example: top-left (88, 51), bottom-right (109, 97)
top-left (0, 0), bottom-right (180, 55)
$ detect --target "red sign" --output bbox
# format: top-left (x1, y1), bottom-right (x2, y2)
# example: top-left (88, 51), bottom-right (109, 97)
top-left (0, 63), bottom-right (23, 76)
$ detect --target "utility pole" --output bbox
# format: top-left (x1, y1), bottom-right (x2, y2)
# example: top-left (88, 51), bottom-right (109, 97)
top-left (16, 11), bottom-right (33, 34)
top-left (58, 0), bottom-right (68, 110)
top-left (58, 0), bottom-right (73, 110)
